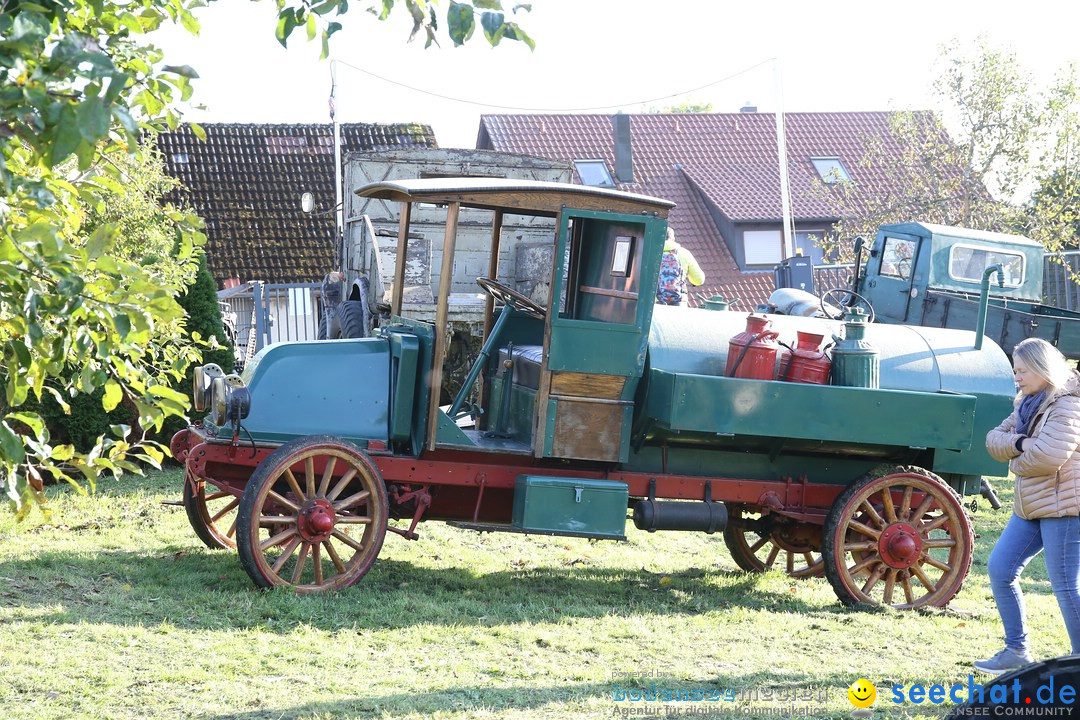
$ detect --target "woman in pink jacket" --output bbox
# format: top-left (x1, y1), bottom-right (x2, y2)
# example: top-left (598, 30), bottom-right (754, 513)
top-left (980, 338), bottom-right (1080, 674)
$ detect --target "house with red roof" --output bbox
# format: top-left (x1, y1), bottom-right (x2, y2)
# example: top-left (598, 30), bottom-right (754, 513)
top-left (158, 122), bottom-right (438, 287)
top-left (476, 110), bottom-right (936, 307)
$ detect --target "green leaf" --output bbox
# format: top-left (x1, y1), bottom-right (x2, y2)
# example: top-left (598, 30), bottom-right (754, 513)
top-left (163, 64), bottom-right (200, 79)
top-left (114, 313), bottom-right (131, 339)
top-left (306, 12), bottom-right (316, 41)
top-left (51, 444), bottom-right (75, 462)
top-left (447, 2), bottom-right (474, 46)
top-left (57, 274), bottom-right (85, 297)
top-left (190, 121), bottom-right (206, 141)
top-left (311, 0), bottom-right (340, 14)
top-left (502, 21), bottom-right (533, 50)
top-left (103, 379), bottom-right (123, 412)
top-left (6, 412), bottom-right (44, 438)
top-left (86, 223), bottom-right (117, 258)
top-left (141, 445), bottom-right (164, 468)
top-left (42, 387), bottom-right (71, 414)
top-left (0, 422), bottom-right (25, 465)
top-left (473, 0), bottom-right (502, 8)
top-left (76, 95), bottom-right (109, 142)
top-left (480, 11), bottom-right (505, 46)
top-left (50, 105), bottom-right (82, 167)
top-left (180, 9), bottom-right (200, 35)
top-left (275, 8), bottom-right (298, 47)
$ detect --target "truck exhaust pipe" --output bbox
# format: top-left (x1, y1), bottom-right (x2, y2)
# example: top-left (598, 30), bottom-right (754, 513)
top-left (632, 499), bottom-right (728, 533)
top-left (975, 263), bottom-right (1004, 351)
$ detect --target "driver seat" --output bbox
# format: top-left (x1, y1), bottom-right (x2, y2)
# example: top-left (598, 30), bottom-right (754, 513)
top-left (496, 345), bottom-right (544, 390)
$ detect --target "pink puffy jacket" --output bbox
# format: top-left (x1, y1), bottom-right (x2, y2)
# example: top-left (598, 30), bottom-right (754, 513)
top-left (986, 372), bottom-right (1080, 519)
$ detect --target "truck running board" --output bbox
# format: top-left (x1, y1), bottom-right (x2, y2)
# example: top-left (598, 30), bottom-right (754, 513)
top-left (446, 521), bottom-right (626, 542)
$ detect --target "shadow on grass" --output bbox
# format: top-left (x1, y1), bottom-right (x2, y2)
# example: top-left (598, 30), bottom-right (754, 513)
top-left (0, 546), bottom-right (842, 633)
top-left (191, 671), bottom-right (861, 720)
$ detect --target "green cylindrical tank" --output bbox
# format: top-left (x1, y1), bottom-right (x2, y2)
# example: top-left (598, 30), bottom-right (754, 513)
top-left (640, 305), bottom-right (1017, 481)
top-left (831, 308), bottom-right (879, 388)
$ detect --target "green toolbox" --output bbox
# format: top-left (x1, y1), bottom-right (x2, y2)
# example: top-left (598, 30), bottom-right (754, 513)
top-left (512, 475), bottom-right (628, 540)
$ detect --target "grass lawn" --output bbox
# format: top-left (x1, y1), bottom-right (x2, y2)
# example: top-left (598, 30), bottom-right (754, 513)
top-left (0, 468), bottom-right (1071, 719)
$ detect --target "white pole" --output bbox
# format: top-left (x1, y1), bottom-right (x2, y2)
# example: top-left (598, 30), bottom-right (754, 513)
top-left (331, 60), bottom-right (344, 269)
top-left (773, 57), bottom-right (795, 260)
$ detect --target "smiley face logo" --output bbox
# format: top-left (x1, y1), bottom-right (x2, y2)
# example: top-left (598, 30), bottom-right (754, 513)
top-left (848, 678), bottom-right (876, 708)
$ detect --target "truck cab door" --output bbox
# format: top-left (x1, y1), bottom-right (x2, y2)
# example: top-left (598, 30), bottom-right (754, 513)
top-left (862, 232), bottom-right (922, 323)
top-left (534, 210), bottom-right (665, 463)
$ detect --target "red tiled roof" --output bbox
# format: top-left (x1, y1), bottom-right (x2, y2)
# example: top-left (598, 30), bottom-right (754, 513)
top-left (158, 122), bottom-right (437, 286)
top-left (477, 111), bottom-right (941, 306)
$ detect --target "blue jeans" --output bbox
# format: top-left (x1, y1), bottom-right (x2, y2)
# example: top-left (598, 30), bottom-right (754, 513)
top-left (988, 513), bottom-right (1080, 654)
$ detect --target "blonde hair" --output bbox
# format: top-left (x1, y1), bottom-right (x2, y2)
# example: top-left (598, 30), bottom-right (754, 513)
top-left (1013, 338), bottom-right (1073, 395)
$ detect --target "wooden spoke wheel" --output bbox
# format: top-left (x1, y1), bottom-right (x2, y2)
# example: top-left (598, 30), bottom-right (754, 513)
top-left (183, 473), bottom-right (240, 550)
top-left (723, 505), bottom-right (823, 578)
top-left (236, 435), bottom-right (388, 592)
top-left (822, 468), bottom-right (973, 609)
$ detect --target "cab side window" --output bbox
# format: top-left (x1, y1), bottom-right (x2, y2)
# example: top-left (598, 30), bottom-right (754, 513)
top-left (565, 219), bottom-right (645, 324)
top-left (880, 237), bottom-right (916, 280)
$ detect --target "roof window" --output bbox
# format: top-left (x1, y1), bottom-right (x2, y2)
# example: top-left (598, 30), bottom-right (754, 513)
top-left (574, 160), bottom-right (615, 188)
top-left (811, 156), bottom-right (851, 183)
top-left (172, 152), bottom-right (189, 164)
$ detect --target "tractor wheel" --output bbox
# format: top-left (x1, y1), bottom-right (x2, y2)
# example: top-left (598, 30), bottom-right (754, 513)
top-left (337, 300), bottom-right (369, 339)
top-left (236, 435), bottom-right (388, 592)
top-left (183, 475), bottom-right (239, 550)
top-left (723, 504), bottom-right (823, 578)
top-left (822, 467), bottom-right (973, 609)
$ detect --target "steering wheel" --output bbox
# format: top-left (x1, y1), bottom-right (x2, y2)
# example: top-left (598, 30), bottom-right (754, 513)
top-left (820, 288), bottom-right (876, 323)
top-left (476, 277), bottom-right (546, 320)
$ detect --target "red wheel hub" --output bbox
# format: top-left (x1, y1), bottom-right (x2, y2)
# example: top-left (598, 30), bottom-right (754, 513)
top-left (877, 523), bottom-right (922, 568)
top-left (298, 499), bottom-right (336, 542)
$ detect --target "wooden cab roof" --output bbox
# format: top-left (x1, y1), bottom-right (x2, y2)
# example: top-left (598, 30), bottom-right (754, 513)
top-left (353, 178), bottom-right (674, 218)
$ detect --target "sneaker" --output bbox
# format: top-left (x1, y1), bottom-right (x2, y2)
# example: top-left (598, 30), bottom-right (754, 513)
top-left (974, 647), bottom-right (1034, 675)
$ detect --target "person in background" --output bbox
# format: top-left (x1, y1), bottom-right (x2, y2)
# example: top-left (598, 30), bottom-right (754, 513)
top-left (655, 228), bottom-right (705, 307)
top-left (981, 338), bottom-right (1080, 674)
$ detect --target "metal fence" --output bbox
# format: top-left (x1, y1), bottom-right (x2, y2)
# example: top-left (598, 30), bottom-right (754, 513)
top-left (812, 263), bottom-right (856, 293)
top-left (218, 281), bottom-right (323, 369)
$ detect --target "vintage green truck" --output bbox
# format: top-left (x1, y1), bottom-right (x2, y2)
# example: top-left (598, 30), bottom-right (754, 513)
top-left (811, 222), bottom-right (1080, 360)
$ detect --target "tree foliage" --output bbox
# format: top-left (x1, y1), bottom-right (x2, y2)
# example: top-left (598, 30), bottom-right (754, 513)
top-left (647, 100), bottom-right (715, 114)
top-left (0, 0), bottom-right (530, 512)
top-left (273, 0), bottom-right (534, 53)
top-left (819, 39), bottom-right (1080, 259)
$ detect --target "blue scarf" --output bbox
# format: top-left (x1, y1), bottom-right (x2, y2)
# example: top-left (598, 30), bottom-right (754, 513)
top-left (1017, 390), bottom-right (1048, 435)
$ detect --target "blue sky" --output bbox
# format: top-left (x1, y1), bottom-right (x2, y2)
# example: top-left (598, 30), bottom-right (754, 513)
top-left (152, 0), bottom-right (1080, 149)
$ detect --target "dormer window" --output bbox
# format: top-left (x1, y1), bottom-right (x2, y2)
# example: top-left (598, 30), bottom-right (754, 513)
top-left (811, 156), bottom-right (851, 183)
top-left (574, 160), bottom-right (615, 188)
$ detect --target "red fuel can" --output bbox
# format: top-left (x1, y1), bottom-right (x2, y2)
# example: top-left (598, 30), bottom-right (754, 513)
top-left (782, 330), bottom-right (832, 384)
top-left (726, 314), bottom-right (786, 380)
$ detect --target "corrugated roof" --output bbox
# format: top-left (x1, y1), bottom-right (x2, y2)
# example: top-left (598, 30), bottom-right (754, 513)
top-left (157, 122), bottom-right (437, 285)
top-left (478, 111), bottom-right (944, 306)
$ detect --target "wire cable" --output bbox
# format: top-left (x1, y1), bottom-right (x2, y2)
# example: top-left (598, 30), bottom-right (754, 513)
top-left (331, 56), bottom-right (775, 112)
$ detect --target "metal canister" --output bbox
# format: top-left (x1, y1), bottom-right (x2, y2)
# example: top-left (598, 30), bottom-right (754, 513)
top-left (783, 331), bottom-right (832, 384)
top-left (726, 314), bottom-right (787, 380)
top-left (831, 308), bottom-right (879, 388)
top-left (702, 295), bottom-right (731, 311)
